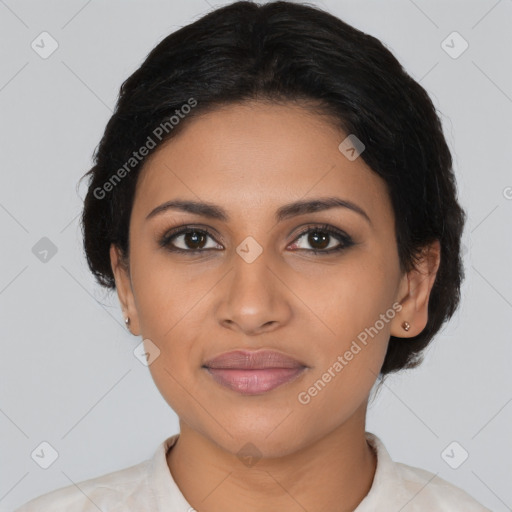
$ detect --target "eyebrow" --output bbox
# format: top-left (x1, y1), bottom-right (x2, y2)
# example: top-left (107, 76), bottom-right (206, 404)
top-left (145, 197), bottom-right (372, 225)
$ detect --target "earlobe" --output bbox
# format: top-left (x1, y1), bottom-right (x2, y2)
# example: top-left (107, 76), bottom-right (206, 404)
top-left (391, 240), bottom-right (441, 338)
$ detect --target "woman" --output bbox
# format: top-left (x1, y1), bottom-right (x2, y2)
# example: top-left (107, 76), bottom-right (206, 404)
top-left (15, 1), bottom-right (490, 510)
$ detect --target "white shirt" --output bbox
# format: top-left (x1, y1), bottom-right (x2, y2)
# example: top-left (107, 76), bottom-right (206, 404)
top-left (14, 432), bottom-right (490, 511)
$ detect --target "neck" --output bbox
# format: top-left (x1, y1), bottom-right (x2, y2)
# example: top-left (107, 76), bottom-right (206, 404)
top-left (166, 406), bottom-right (377, 512)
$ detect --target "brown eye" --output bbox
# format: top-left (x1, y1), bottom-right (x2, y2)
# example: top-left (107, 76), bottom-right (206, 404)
top-left (307, 230), bottom-right (330, 250)
top-left (182, 231), bottom-right (207, 250)
top-left (159, 228), bottom-right (223, 253)
top-left (289, 224), bottom-right (354, 254)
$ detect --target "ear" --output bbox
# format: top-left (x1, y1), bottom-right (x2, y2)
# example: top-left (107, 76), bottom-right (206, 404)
top-left (390, 240), bottom-right (441, 338)
top-left (110, 244), bottom-right (140, 336)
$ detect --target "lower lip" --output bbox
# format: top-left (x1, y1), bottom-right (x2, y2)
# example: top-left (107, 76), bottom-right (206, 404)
top-left (204, 367), bottom-right (306, 395)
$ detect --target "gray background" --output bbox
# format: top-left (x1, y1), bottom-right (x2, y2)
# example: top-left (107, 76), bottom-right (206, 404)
top-left (1, 0), bottom-right (511, 510)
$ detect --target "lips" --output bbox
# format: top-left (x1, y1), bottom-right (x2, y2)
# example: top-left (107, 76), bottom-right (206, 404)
top-left (202, 349), bottom-right (308, 395)
top-left (203, 349), bottom-right (306, 369)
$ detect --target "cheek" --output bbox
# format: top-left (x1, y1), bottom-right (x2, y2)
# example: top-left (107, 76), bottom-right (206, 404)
top-left (292, 249), bottom-right (398, 341)
top-left (130, 247), bottom-right (205, 339)
top-left (294, 254), bottom-right (397, 403)
top-left (142, 321), bottom-right (205, 425)
top-left (129, 252), bottom-right (206, 400)
top-left (295, 309), bottom-right (391, 432)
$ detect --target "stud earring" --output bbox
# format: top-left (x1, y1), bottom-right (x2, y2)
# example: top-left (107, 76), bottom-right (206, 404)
top-left (125, 316), bottom-right (130, 326)
top-left (402, 321), bottom-right (410, 332)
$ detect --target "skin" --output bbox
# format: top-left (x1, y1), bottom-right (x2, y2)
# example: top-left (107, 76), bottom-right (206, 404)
top-left (110, 101), bottom-right (440, 512)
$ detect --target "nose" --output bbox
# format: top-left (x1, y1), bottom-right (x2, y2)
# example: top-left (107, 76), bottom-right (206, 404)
top-left (214, 249), bottom-right (293, 336)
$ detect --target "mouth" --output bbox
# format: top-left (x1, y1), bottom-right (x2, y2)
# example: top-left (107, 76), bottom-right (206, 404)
top-left (202, 349), bottom-right (308, 395)
top-left (203, 367), bottom-right (307, 395)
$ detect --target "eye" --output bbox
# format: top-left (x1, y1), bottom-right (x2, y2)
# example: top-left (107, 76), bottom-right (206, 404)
top-left (288, 224), bottom-right (354, 254)
top-left (158, 223), bottom-right (354, 255)
top-left (159, 227), bottom-right (223, 253)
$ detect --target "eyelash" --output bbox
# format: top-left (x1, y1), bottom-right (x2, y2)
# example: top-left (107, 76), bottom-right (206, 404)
top-left (158, 223), bottom-right (354, 256)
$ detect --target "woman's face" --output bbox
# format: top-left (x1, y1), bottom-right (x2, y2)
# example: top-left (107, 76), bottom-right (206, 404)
top-left (111, 101), bottom-right (415, 457)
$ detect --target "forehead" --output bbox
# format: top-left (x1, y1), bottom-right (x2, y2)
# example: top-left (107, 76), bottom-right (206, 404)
top-left (132, 101), bottom-right (392, 226)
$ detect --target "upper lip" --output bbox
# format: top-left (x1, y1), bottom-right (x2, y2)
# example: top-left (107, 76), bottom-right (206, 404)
top-left (203, 349), bottom-right (307, 370)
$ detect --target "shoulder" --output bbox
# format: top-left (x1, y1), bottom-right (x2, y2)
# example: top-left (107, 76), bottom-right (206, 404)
top-left (394, 461), bottom-right (491, 511)
top-left (13, 457), bottom-right (152, 512)
top-left (362, 432), bottom-right (491, 512)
